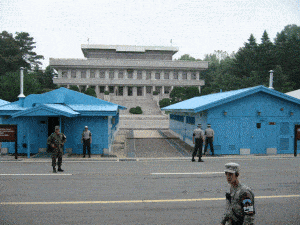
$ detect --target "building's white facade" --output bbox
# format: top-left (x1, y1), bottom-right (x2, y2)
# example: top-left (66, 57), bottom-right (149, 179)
top-left (50, 45), bottom-right (208, 100)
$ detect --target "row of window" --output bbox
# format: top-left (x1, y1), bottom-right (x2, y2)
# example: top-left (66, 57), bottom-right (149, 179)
top-left (170, 114), bottom-right (196, 125)
top-left (61, 69), bottom-right (200, 80)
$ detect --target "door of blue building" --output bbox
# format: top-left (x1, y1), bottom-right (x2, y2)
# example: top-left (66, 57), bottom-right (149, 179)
top-left (251, 121), bottom-right (267, 154)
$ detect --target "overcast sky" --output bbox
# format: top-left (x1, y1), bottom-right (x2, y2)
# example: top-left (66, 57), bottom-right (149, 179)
top-left (1, 0), bottom-right (299, 68)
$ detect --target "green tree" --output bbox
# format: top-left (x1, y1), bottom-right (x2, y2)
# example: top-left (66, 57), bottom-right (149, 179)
top-left (0, 31), bottom-right (23, 75)
top-left (231, 34), bottom-right (259, 79)
top-left (159, 98), bottom-right (172, 108)
top-left (69, 85), bottom-right (80, 92)
top-left (274, 24), bottom-right (300, 89)
top-left (0, 31), bottom-right (44, 76)
top-left (84, 87), bottom-right (97, 97)
top-left (0, 70), bottom-right (41, 102)
top-left (178, 54), bottom-right (197, 61)
top-left (170, 86), bottom-right (200, 103)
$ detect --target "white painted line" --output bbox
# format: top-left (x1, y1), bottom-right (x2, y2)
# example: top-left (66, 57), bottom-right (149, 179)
top-left (151, 172), bottom-right (224, 175)
top-left (0, 174), bottom-right (72, 176)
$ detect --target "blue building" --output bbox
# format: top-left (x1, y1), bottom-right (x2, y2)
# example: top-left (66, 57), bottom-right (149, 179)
top-left (0, 99), bottom-right (9, 124)
top-left (0, 88), bottom-right (125, 155)
top-left (162, 86), bottom-right (300, 155)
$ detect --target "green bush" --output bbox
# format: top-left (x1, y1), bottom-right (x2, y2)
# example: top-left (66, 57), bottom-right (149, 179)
top-left (84, 87), bottom-right (97, 97)
top-left (153, 91), bottom-right (159, 95)
top-left (159, 98), bottom-right (172, 108)
top-left (69, 85), bottom-right (80, 92)
top-left (104, 91), bottom-right (110, 95)
top-left (129, 106), bottom-right (143, 114)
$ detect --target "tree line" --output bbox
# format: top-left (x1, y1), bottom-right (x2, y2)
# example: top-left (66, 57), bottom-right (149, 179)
top-left (1, 25), bottom-right (299, 104)
top-left (160, 24), bottom-right (300, 108)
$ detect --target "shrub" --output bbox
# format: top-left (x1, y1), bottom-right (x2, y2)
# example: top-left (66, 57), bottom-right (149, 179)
top-left (104, 91), bottom-right (110, 95)
top-left (159, 98), bottom-right (172, 108)
top-left (129, 106), bottom-right (143, 114)
top-left (153, 91), bottom-right (159, 95)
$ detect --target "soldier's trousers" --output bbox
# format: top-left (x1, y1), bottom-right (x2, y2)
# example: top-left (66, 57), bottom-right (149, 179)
top-left (83, 139), bottom-right (91, 156)
top-left (52, 151), bottom-right (62, 167)
top-left (192, 138), bottom-right (203, 159)
top-left (204, 137), bottom-right (214, 155)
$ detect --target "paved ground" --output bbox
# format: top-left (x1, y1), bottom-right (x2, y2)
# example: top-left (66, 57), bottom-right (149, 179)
top-left (0, 156), bottom-right (299, 224)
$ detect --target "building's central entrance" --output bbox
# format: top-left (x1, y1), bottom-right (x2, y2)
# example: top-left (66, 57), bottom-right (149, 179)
top-left (48, 117), bottom-right (59, 136)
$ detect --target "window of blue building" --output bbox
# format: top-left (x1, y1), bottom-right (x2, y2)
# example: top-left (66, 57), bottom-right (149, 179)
top-left (170, 114), bottom-right (184, 122)
top-left (186, 116), bottom-right (195, 125)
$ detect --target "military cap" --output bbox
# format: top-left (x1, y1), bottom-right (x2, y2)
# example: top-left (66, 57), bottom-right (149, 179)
top-left (207, 124), bottom-right (211, 127)
top-left (85, 126), bottom-right (88, 128)
top-left (197, 124), bottom-right (202, 127)
top-left (224, 162), bottom-right (240, 173)
top-left (55, 126), bottom-right (60, 130)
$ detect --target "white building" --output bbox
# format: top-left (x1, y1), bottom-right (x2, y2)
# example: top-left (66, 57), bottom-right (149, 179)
top-left (49, 45), bottom-right (208, 100)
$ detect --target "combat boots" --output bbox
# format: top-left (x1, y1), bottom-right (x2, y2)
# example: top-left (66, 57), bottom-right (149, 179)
top-left (53, 167), bottom-right (57, 173)
top-left (58, 167), bottom-right (64, 172)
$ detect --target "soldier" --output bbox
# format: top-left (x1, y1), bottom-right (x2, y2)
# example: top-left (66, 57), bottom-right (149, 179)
top-left (204, 124), bottom-right (215, 156)
top-left (221, 163), bottom-right (255, 225)
top-left (81, 126), bottom-right (92, 158)
top-left (47, 126), bottom-right (66, 173)
top-left (192, 123), bottom-right (205, 162)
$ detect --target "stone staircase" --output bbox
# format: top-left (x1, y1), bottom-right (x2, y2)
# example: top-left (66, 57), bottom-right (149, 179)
top-left (110, 96), bottom-right (163, 115)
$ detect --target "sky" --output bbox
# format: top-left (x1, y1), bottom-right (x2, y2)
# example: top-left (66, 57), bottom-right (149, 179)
top-left (1, 0), bottom-right (299, 68)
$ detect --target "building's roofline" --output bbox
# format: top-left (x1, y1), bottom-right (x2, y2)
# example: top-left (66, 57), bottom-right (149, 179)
top-left (162, 85), bottom-right (300, 113)
top-left (11, 104), bottom-right (80, 118)
top-left (49, 58), bottom-right (208, 70)
top-left (81, 44), bottom-right (179, 53)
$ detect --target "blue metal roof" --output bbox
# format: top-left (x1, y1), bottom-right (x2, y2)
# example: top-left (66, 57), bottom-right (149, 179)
top-left (0, 99), bottom-right (9, 106)
top-left (69, 104), bottom-right (119, 111)
top-left (162, 85), bottom-right (300, 113)
top-left (11, 104), bottom-right (80, 118)
top-left (0, 88), bottom-right (126, 117)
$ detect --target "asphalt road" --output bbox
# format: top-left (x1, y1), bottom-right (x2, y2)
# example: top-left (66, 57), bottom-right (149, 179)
top-left (0, 156), bottom-right (299, 224)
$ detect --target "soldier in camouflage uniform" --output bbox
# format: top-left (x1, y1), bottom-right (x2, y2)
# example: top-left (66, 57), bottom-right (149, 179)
top-left (221, 163), bottom-right (255, 225)
top-left (47, 126), bottom-right (66, 173)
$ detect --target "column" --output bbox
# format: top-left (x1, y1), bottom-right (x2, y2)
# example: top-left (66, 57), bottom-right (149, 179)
top-left (114, 86), bottom-right (118, 96)
top-left (105, 70), bottom-right (109, 80)
top-left (151, 71), bottom-right (155, 80)
top-left (87, 69), bottom-right (90, 79)
top-left (162, 86), bottom-right (165, 95)
top-left (196, 71), bottom-right (200, 80)
top-left (143, 86), bottom-right (146, 96)
top-left (133, 87), bottom-right (137, 97)
top-left (169, 71), bottom-right (174, 80)
top-left (178, 71), bottom-right (182, 80)
top-left (95, 70), bottom-right (100, 78)
top-left (133, 70), bottom-right (137, 80)
top-left (67, 69), bottom-right (71, 79)
top-left (187, 71), bottom-right (191, 80)
top-left (199, 86), bottom-right (201, 93)
top-left (95, 85), bottom-right (100, 97)
top-left (76, 70), bottom-right (80, 79)
top-left (170, 86), bottom-right (174, 93)
top-left (142, 70), bottom-right (146, 80)
top-left (105, 85), bottom-right (109, 92)
top-left (124, 86), bottom-right (128, 96)
top-left (161, 71), bottom-right (165, 80)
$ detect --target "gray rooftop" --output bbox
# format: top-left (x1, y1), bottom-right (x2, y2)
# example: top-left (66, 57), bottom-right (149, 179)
top-left (81, 44), bottom-right (179, 53)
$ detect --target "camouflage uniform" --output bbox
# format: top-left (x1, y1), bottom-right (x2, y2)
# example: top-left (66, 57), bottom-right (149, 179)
top-left (221, 163), bottom-right (255, 225)
top-left (47, 131), bottom-right (66, 168)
